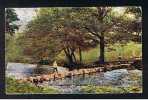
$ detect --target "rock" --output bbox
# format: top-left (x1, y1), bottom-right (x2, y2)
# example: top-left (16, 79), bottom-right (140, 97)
top-left (131, 59), bottom-right (142, 70)
top-left (121, 69), bottom-right (142, 87)
top-left (102, 69), bottom-right (142, 86)
top-left (56, 66), bottom-right (69, 73)
top-left (103, 69), bottom-right (129, 80)
top-left (6, 62), bottom-right (37, 72)
top-left (6, 62), bottom-right (37, 79)
top-left (103, 69), bottom-right (129, 85)
top-left (129, 69), bottom-right (142, 75)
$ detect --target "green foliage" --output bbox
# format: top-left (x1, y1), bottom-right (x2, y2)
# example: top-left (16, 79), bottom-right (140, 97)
top-left (24, 7), bottom-right (95, 65)
top-left (6, 35), bottom-right (22, 62)
top-left (6, 77), bottom-right (59, 94)
top-left (5, 8), bottom-right (20, 35)
top-left (80, 85), bottom-right (142, 94)
top-left (21, 35), bottom-right (61, 63)
top-left (21, 8), bottom-right (64, 63)
top-left (6, 7), bottom-right (142, 64)
top-left (5, 33), bottom-right (32, 63)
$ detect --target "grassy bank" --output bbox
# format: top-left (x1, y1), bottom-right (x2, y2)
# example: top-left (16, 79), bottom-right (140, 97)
top-left (6, 77), bottom-right (59, 94)
top-left (80, 85), bottom-right (142, 94)
top-left (80, 69), bottom-right (142, 94)
top-left (57, 42), bottom-right (142, 64)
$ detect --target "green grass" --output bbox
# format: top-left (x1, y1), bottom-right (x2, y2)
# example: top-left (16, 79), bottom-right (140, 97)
top-left (6, 77), bottom-right (59, 94)
top-left (57, 41), bottom-right (142, 64)
top-left (105, 42), bottom-right (142, 61)
top-left (80, 85), bottom-right (142, 94)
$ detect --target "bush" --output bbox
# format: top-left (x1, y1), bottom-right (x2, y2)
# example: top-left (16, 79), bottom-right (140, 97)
top-left (38, 60), bottom-right (50, 65)
top-left (6, 77), bottom-right (59, 94)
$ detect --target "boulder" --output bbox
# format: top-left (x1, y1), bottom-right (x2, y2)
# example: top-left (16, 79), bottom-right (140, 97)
top-left (103, 69), bottom-right (142, 86)
top-left (103, 69), bottom-right (129, 80)
top-left (103, 69), bottom-right (129, 85)
top-left (121, 69), bottom-right (142, 87)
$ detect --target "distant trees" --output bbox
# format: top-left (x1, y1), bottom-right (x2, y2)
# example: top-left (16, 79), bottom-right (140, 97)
top-left (5, 8), bottom-right (20, 36)
top-left (125, 7), bottom-right (142, 42)
top-left (5, 8), bottom-right (20, 63)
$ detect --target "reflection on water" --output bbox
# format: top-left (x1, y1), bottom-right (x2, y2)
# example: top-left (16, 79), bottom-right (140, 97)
top-left (46, 73), bottom-right (105, 86)
top-left (6, 63), bottom-right (57, 79)
top-left (32, 65), bottom-right (57, 76)
top-left (6, 63), bottom-right (107, 86)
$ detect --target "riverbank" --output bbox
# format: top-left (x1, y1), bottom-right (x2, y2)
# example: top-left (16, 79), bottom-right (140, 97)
top-left (6, 77), bottom-right (60, 94)
top-left (6, 69), bottom-right (142, 94)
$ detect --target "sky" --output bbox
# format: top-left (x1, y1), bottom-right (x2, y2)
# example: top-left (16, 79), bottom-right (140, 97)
top-left (14, 8), bottom-right (36, 21)
top-left (14, 8), bottom-right (37, 32)
top-left (13, 7), bottom-right (127, 32)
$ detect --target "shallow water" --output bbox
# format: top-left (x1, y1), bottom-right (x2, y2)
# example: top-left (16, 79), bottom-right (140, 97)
top-left (6, 62), bottom-right (142, 94)
top-left (38, 70), bottom-right (142, 94)
top-left (6, 63), bottom-right (57, 79)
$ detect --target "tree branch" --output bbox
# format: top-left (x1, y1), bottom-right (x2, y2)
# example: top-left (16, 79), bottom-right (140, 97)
top-left (83, 26), bottom-right (102, 39)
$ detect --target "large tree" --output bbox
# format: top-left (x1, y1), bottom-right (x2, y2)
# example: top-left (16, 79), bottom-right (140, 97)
top-left (67, 7), bottom-right (142, 63)
top-left (52, 8), bottom-right (97, 66)
top-left (23, 8), bottom-right (95, 66)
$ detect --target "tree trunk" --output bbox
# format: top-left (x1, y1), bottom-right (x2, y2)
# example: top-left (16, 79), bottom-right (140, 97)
top-left (68, 54), bottom-right (74, 66)
top-left (99, 34), bottom-right (105, 64)
top-left (79, 47), bottom-right (82, 63)
top-left (64, 48), bottom-right (75, 67)
top-left (72, 52), bottom-right (76, 63)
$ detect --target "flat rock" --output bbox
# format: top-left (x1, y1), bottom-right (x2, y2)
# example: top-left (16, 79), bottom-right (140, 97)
top-left (6, 62), bottom-right (37, 79)
top-left (56, 66), bottom-right (69, 72)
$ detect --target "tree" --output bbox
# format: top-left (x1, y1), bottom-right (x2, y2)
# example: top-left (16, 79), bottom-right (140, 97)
top-left (124, 7), bottom-right (142, 43)
top-left (5, 8), bottom-right (20, 63)
top-left (21, 33), bottom-right (61, 64)
top-left (55, 26), bottom-right (95, 66)
top-left (68, 7), bottom-right (142, 63)
top-left (21, 10), bottom-right (62, 64)
top-left (53, 8), bottom-right (96, 65)
top-left (23, 7), bottom-right (142, 66)
top-left (24, 8), bottom-right (95, 66)
top-left (5, 8), bottom-right (20, 36)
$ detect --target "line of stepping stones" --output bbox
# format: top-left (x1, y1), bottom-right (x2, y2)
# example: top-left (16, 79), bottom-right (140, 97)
top-left (17, 62), bottom-right (135, 85)
top-left (17, 67), bottom-right (105, 85)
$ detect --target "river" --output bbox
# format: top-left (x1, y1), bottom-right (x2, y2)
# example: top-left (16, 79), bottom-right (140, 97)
top-left (6, 62), bottom-right (142, 94)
